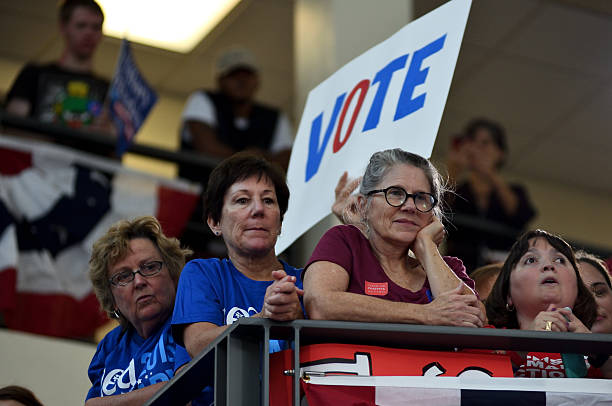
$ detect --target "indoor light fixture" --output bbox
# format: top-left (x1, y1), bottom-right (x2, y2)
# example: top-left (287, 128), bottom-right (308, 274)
top-left (98, 0), bottom-right (242, 53)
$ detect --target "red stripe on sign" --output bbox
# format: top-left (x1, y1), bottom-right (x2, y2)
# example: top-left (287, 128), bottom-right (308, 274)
top-left (2, 292), bottom-right (108, 338)
top-left (302, 383), bottom-right (376, 406)
top-left (156, 185), bottom-right (199, 237)
top-left (0, 147), bottom-right (32, 175)
top-left (0, 267), bottom-right (17, 310)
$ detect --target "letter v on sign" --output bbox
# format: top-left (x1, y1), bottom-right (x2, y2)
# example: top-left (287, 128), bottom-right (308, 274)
top-left (305, 92), bottom-right (347, 182)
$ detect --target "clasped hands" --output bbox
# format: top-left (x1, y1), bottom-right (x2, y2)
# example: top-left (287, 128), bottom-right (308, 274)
top-left (528, 304), bottom-right (590, 333)
top-left (260, 270), bottom-right (304, 321)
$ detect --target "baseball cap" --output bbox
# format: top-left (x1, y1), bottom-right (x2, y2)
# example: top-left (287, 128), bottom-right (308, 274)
top-left (215, 47), bottom-right (258, 78)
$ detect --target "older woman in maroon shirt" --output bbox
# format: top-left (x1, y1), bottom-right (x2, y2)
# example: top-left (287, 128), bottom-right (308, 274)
top-left (303, 148), bottom-right (484, 327)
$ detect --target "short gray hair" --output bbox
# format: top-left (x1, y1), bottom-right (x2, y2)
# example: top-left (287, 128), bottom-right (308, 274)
top-left (359, 148), bottom-right (447, 220)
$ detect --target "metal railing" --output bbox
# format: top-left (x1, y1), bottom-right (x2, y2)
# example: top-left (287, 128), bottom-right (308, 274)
top-left (0, 111), bottom-right (221, 170)
top-left (145, 318), bottom-right (612, 406)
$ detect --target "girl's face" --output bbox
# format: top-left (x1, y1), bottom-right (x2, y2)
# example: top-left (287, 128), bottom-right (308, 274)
top-left (508, 237), bottom-right (578, 325)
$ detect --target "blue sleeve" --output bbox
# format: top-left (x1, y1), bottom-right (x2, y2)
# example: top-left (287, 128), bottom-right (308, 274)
top-left (85, 330), bottom-right (118, 401)
top-left (85, 345), bottom-right (104, 401)
top-left (172, 260), bottom-right (225, 333)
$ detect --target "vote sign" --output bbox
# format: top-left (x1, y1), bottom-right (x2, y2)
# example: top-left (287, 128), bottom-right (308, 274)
top-left (277, 0), bottom-right (471, 253)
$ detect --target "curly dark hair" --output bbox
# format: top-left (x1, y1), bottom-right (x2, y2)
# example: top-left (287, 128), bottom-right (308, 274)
top-left (203, 152), bottom-right (289, 225)
top-left (486, 229), bottom-right (597, 329)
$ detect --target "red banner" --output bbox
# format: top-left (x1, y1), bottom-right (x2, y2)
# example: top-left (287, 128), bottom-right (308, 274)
top-left (270, 343), bottom-right (513, 406)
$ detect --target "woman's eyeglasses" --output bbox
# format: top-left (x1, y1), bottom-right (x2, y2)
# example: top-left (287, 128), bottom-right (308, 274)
top-left (367, 186), bottom-right (437, 213)
top-left (109, 261), bottom-right (164, 287)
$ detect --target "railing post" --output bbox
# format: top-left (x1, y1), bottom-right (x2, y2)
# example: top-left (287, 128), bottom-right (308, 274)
top-left (215, 336), bottom-right (227, 405)
top-left (293, 324), bottom-right (301, 406)
top-left (262, 324), bottom-right (270, 406)
top-left (227, 331), bottom-right (261, 405)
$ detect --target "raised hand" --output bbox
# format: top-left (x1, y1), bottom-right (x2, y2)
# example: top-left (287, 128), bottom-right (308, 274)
top-left (527, 304), bottom-right (575, 332)
top-left (332, 172), bottom-right (362, 225)
top-left (558, 307), bottom-right (591, 333)
top-left (412, 217), bottom-right (446, 258)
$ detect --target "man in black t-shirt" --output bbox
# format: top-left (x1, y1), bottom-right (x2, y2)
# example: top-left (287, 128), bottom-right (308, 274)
top-left (5, 0), bottom-right (109, 131)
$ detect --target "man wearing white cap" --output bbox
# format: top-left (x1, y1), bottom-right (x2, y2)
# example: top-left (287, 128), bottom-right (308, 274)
top-left (179, 47), bottom-right (293, 180)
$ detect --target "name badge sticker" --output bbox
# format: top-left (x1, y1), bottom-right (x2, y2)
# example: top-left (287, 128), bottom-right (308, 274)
top-left (365, 281), bottom-right (389, 296)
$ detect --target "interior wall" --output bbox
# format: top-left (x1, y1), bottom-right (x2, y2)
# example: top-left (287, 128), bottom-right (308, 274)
top-left (508, 174), bottom-right (612, 251)
top-left (0, 330), bottom-right (96, 406)
top-left (0, 57), bottom-right (22, 95)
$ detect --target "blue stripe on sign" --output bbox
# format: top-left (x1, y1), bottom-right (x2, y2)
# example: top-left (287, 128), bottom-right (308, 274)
top-left (461, 389), bottom-right (545, 405)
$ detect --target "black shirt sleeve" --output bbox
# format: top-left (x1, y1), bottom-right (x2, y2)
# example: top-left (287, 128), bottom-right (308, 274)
top-left (5, 64), bottom-right (39, 109)
top-left (508, 184), bottom-right (536, 227)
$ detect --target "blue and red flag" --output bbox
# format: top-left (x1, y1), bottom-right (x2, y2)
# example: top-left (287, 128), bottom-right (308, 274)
top-left (109, 39), bottom-right (158, 156)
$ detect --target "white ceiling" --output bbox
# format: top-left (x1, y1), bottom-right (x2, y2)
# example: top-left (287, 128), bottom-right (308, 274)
top-left (1, 0), bottom-right (611, 196)
top-left (0, 0), bottom-right (294, 107)
top-left (419, 0), bottom-right (612, 196)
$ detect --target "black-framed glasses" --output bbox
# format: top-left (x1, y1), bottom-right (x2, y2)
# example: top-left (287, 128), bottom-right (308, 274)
top-left (109, 261), bottom-right (164, 287)
top-left (367, 186), bottom-right (437, 212)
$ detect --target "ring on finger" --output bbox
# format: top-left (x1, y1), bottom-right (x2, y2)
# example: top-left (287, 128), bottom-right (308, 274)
top-left (544, 320), bottom-right (553, 331)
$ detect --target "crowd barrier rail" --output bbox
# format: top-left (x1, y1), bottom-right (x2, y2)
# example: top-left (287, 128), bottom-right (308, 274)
top-left (0, 111), bottom-right (221, 169)
top-left (145, 318), bottom-right (612, 406)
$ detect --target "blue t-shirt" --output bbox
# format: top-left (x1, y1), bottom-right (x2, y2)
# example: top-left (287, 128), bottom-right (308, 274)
top-left (86, 318), bottom-right (188, 401)
top-left (172, 258), bottom-right (303, 352)
top-left (170, 258), bottom-right (302, 405)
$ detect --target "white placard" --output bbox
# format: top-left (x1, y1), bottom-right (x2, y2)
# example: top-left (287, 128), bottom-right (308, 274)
top-left (277, 0), bottom-right (471, 254)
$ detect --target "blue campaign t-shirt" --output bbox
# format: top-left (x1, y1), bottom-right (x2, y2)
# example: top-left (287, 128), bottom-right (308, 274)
top-left (172, 258), bottom-right (303, 353)
top-left (86, 318), bottom-right (189, 401)
top-left (170, 258), bottom-right (302, 405)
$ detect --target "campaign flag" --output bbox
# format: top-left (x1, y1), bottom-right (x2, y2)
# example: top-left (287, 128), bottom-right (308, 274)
top-left (109, 39), bottom-right (158, 156)
top-left (301, 375), bottom-right (612, 406)
top-left (276, 0), bottom-right (471, 253)
top-left (0, 135), bottom-right (200, 338)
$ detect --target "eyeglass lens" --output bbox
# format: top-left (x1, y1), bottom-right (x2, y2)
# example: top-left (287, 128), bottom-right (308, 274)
top-left (385, 187), bottom-right (433, 212)
top-left (111, 261), bottom-right (162, 286)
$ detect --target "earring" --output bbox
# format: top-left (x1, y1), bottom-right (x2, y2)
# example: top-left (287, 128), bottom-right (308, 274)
top-left (215, 231), bottom-right (220, 236)
top-left (505, 303), bottom-right (515, 312)
top-left (113, 309), bottom-right (120, 319)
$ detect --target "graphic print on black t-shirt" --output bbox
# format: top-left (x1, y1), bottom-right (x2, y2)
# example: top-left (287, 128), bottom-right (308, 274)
top-left (35, 71), bottom-right (107, 128)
